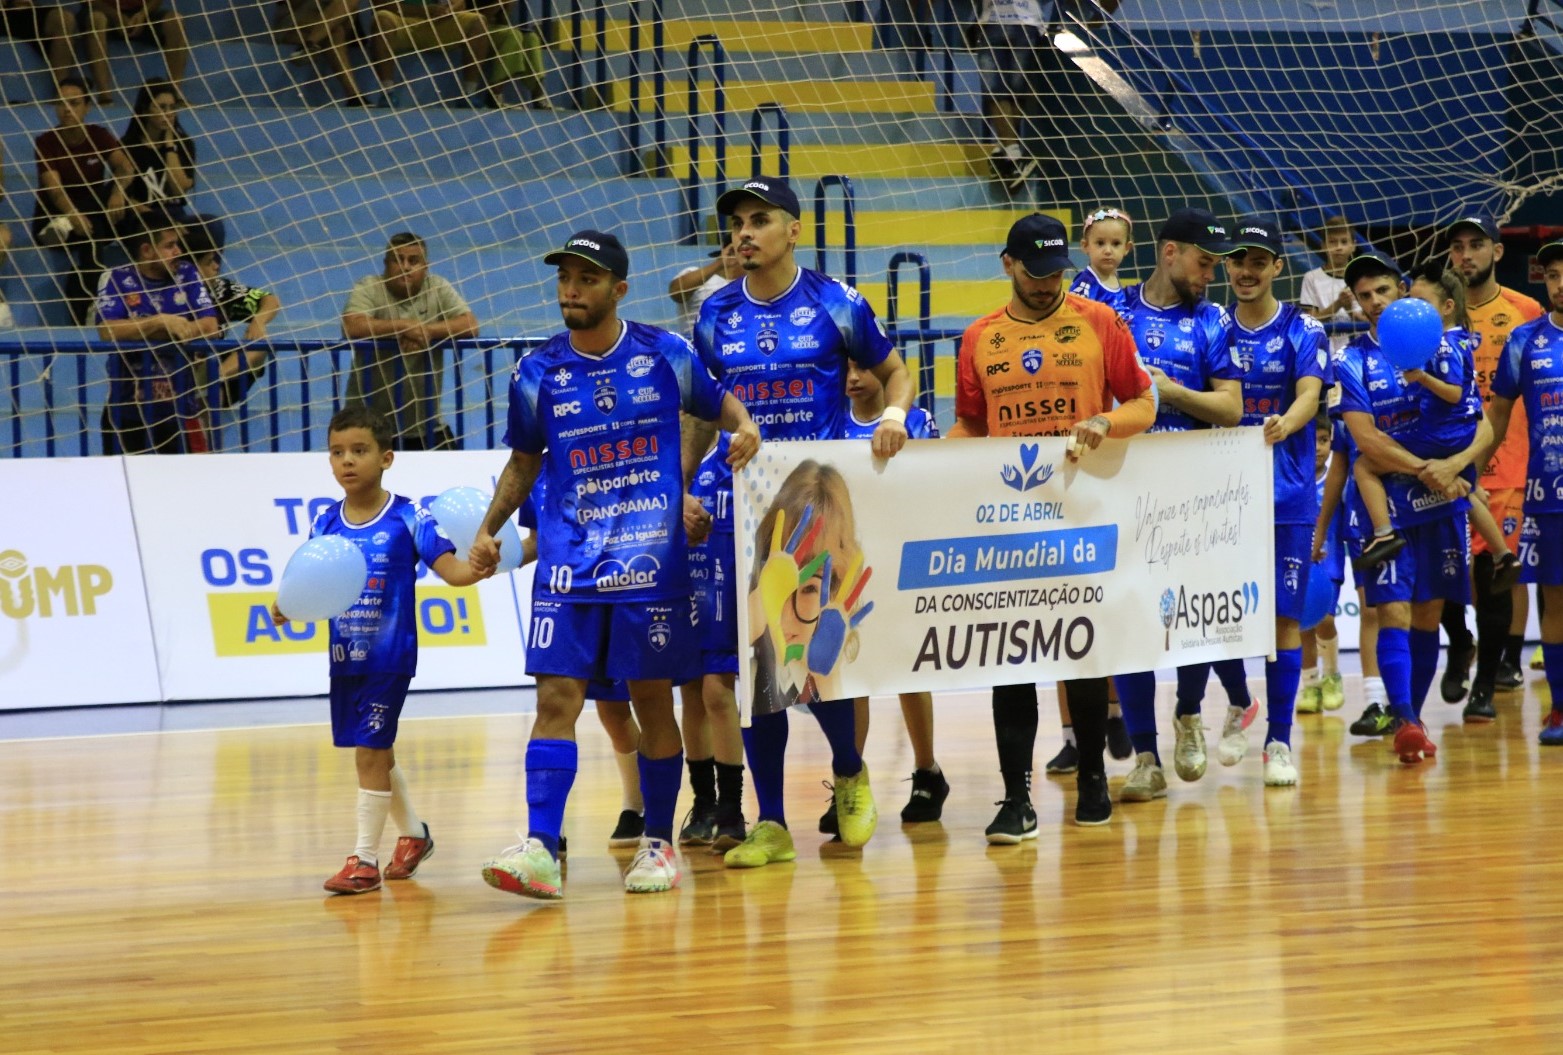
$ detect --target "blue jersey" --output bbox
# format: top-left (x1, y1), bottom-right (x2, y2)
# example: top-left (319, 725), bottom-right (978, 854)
top-left (1228, 302), bottom-right (1330, 525)
top-left (504, 320), bottom-right (725, 604)
top-left (690, 433), bottom-right (735, 535)
top-left (693, 267), bottom-right (892, 441)
top-left (1405, 327), bottom-right (1482, 458)
top-left (1334, 331), bottom-right (1466, 528)
top-left (1121, 285), bottom-right (1239, 432)
top-left (1329, 415), bottom-right (1368, 541)
top-left (96, 259), bottom-right (219, 411)
top-left (310, 494), bottom-right (456, 676)
top-left (1069, 267), bottom-right (1129, 315)
top-left (840, 405), bottom-right (939, 440)
top-left (1493, 314), bottom-right (1563, 515)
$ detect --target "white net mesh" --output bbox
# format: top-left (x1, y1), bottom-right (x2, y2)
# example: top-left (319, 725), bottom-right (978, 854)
top-left (2, 0), bottom-right (1559, 455)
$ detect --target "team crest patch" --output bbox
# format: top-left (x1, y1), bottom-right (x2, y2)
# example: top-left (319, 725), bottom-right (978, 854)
top-left (648, 619), bottom-right (670, 651)
top-left (757, 328), bottom-right (780, 356)
top-left (593, 379), bottom-right (618, 413)
top-left (1144, 327), bottom-right (1164, 350)
top-left (1021, 348), bottom-right (1043, 374)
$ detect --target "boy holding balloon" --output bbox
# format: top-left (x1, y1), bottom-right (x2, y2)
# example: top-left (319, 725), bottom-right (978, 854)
top-left (271, 406), bottom-right (490, 895)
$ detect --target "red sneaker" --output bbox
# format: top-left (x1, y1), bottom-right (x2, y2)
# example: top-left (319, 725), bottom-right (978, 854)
top-left (1393, 720), bottom-right (1437, 765)
top-left (385, 825), bottom-right (435, 880)
top-left (324, 855), bottom-right (382, 894)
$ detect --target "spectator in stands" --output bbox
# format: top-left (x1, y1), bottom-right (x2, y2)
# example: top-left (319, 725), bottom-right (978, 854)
top-left (96, 208), bottom-right (220, 454)
top-left (0, 0), bottom-right (88, 96)
top-left (667, 238), bottom-right (740, 338)
top-left (340, 232), bottom-right (480, 449)
top-left (33, 76), bottom-right (134, 323)
top-left (273, 0), bottom-right (370, 107)
top-left (972, 0), bottom-right (1048, 192)
top-left (119, 81), bottom-right (203, 231)
top-left (1299, 213), bottom-right (1364, 351)
top-left (369, 0), bottom-right (494, 108)
top-left (184, 224), bottom-right (281, 408)
top-left (86, 0), bottom-right (190, 88)
top-left (474, 0), bottom-right (549, 108)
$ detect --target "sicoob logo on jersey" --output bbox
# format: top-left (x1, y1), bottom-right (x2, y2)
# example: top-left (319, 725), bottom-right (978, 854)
top-left (1021, 348), bottom-right (1043, 374)
top-left (757, 328), bottom-right (780, 356)
top-left (593, 379), bottom-right (618, 413)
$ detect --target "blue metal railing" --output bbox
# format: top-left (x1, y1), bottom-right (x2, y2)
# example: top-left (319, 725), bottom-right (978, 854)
top-left (566, 0), bottom-right (609, 111)
top-left (748, 103), bottom-right (791, 180)
top-left (626, 0), bottom-right (670, 176)
top-left (885, 252), bottom-right (935, 414)
top-left (682, 35), bottom-right (728, 244)
top-left (1526, 0), bottom-right (1563, 36)
top-left (812, 175), bottom-right (857, 290)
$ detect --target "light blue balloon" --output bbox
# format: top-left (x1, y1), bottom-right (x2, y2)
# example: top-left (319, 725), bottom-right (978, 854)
top-left (276, 535), bottom-right (369, 622)
top-left (1378, 297), bottom-right (1443, 372)
top-left (431, 486), bottom-right (523, 574)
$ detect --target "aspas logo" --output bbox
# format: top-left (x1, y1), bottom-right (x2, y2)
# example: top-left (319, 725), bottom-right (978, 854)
top-left (790, 305), bottom-right (816, 326)
top-left (593, 553), bottom-right (662, 592)
top-left (1000, 443), bottom-right (1054, 493)
top-left (0, 549), bottom-right (113, 619)
top-left (627, 354), bottom-right (655, 378)
top-left (593, 378), bottom-right (618, 413)
top-left (1021, 348), bottom-right (1043, 374)
top-left (1162, 580), bottom-right (1259, 640)
top-left (1055, 325), bottom-right (1081, 345)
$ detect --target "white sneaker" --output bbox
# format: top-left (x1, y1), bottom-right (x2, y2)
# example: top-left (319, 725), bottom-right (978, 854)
top-left (1263, 741), bottom-right (1298, 786)
top-left (1120, 752), bottom-right (1168, 802)
top-left (1172, 713), bottom-right (1207, 781)
top-left (624, 837), bottom-right (681, 893)
top-left (1218, 705), bottom-right (1251, 766)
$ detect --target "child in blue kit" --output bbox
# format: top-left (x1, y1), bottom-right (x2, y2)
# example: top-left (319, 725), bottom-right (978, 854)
top-left (273, 406), bottom-right (488, 895)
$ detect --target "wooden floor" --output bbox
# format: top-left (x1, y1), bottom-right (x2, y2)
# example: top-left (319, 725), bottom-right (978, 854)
top-left (5, 672), bottom-right (1563, 1055)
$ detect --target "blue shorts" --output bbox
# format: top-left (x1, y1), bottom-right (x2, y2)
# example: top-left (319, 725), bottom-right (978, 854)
top-left (329, 673), bottom-right (412, 749)
top-left (587, 678), bottom-right (629, 701)
top-left (693, 533), bottom-right (739, 676)
top-left (1275, 524), bottom-right (1312, 622)
top-left (526, 596), bottom-right (697, 683)
top-left (1359, 515), bottom-right (1471, 607)
top-left (1519, 513), bottom-right (1563, 586)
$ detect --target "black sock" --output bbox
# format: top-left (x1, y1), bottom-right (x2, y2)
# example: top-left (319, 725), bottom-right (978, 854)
top-left (1472, 554), bottom-right (1510, 689)
top-left (1442, 598), bottom-right (1473, 654)
top-left (687, 756), bottom-right (716, 806)
top-left (1063, 677), bottom-right (1109, 777)
top-left (992, 683), bottom-right (1038, 803)
top-left (714, 761), bottom-right (744, 813)
top-left (1505, 634), bottom-right (1525, 668)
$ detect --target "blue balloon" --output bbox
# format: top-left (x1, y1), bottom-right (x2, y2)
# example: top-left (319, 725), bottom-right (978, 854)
top-left (431, 486), bottom-right (523, 574)
top-left (1300, 561), bottom-right (1339, 631)
top-left (1377, 296), bottom-right (1443, 372)
top-left (276, 535), bottom-right (369, 622)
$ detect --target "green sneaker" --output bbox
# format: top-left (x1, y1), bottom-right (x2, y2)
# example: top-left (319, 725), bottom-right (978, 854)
top-left (481, 837), bottom-right (563, 900)
top-left (833, 763), bottom-right (879, 848)
top-left (1296, 682), bottom-right (1323, 714)
top-left (1349, 702), bottom-right (1395, 737)
top-left (723, 820), bottom-right (798, 868)
top-left (1320, 672), bottom-right (1345, 711)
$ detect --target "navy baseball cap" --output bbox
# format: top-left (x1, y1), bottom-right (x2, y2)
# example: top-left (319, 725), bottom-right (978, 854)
top-left (1342, 248), bottom-right (1401, 288)
top-left (1003, 214), bottom-right (1073, 276)
top-left (543, 229), bottom-right (629, 279)
top-left (1156, 208), bottom-right (1236, 254)
top-left (1445, 212), bottom-right (1501, 242)
top-left (1538, 241), bottom-right (1563, 268)
top-left (715, 177), bottom-right (801, 219)
top-left (1231, 217), bottom-right (1283, 257)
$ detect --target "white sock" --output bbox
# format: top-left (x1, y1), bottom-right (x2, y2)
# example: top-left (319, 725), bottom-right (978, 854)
top-left (1061, 725), bottom-right (1076, 746)
top-left (1302, 667), bottom-right (1322, 688)
top-left (1319, 635), bottom-right (1339, 677)
top-left (616, 750), bottom-right (644, 813)
top-left (387, 765), bottom-right (423, 838)
top-left (1004, 142), bottom-right (1023, 160)
top-left (1363, 676), bottom-right (1387, 708)
top-left (355, 788), bottom-right (392, 865)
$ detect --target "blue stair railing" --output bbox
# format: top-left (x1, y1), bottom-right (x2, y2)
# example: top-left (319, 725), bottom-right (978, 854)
top-left (813, 175), bottom-right (857, 289)
top-left (884, 252), bottom-right (936, 415)
top-left (748, 103), bottom-right (791, 180)
top-left (682, 35), bottom-right (728, 244)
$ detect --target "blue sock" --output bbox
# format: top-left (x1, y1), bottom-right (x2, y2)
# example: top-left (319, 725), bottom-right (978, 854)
top-left (1265, 648), bottom-right (1302, 747)
top-left (1174, 663), bottom-right (1208, 717)
top-left (742, 709), bottom-right (790, 826)
top-left (1409, 628), bottom-right (1441, 719)
top-left (1114, 672), bottom-right (1159, 762)
top-left (1545, 644), bottom-right (1563, 716)
top-left (1213, 658), bottom-right (1251, 710)
top-left (810, 698), bottom-right (862, 776)
top-left (525, 738), bottom-right (578, 858)
top-left (637, 751), bottom-right (683, 843)
top-left (1378, 627), bottom-right (1415, 722)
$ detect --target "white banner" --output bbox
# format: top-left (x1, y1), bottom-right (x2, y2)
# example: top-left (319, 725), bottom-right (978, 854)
top-left (126, 451), bottom-right (534, 701)
top-left (734, 430), bottom-right (1278, 715)
top-left (0, 458), bottom-right (163, 709)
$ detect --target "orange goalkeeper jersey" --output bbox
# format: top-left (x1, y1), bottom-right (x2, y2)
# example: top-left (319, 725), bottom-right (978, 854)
top-left (1469, 286), bottom-right (1544, 490)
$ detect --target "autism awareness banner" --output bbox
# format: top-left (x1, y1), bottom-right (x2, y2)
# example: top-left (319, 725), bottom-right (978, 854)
top-left (733, 429), bottom-right (1278, 717)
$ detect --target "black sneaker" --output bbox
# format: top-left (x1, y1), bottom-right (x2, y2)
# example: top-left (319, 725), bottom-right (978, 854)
top-left (1463, 682), bottom-right (1496, 723)
top-left (1005, 156), bottom-right (1041, 193)
top-left (558, 835), bottom-right (568, 861)
top-left (678, 801), bottom-right (717, 846)
top-left (985, 798), bottom-right (1038, 844)
top-left (1440, 643), bottom-right (1474, 703)
top-left (819, 789), bottom-right (839, 837)
top-left (900, 767), bottom-right (950, 823)
top-left (987, 146), bottom-right (1017, 184)
top-left (1106, 715), bottom-right (1133, 760)
top-left (1349, 702), bottom-right (1395, 737)
top-left (1491, 551), bottom-right (1522, 594)
top-left (711, 804), bottom-right (746, 852)
top-left (1352, 532), bottom-right (1406, 572)
top-left (1044, 741), bottom-right (1080, 774)
top-left (608, 809), bottom-right (644, 848)
top-left (1496, 660), bottom-right (1525, 691)
top-left (1074, 771), bottom-right (1112, 827)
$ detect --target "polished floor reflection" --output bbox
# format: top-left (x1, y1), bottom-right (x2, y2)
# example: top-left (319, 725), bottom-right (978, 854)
top-left (4, 670), bottom-right (1562, 1054)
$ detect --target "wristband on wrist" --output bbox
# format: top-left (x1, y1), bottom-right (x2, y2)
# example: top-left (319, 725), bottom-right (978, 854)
top-left (881, 406), bottom-right (907, 425)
